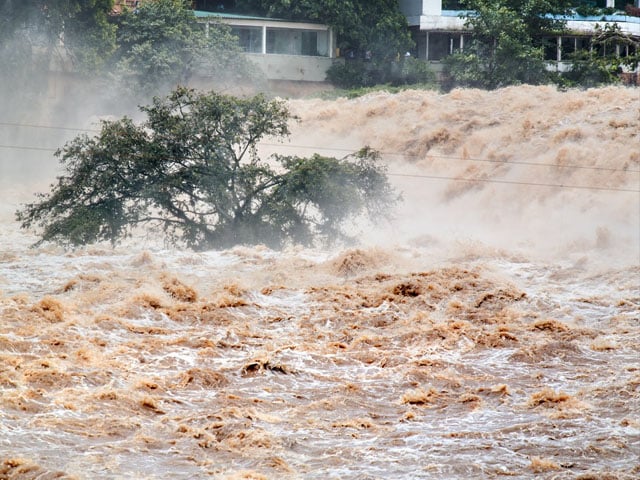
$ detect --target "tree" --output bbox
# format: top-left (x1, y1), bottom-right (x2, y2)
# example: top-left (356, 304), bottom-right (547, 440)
top-left (0, 0), bottom-right (117, 72)
top-left (112, 0), bottom-right (258, 98)
top-left (16, 87), bottom-right (398, 250)
top-left (0, 1), bottom-right (117, 117)
top-left (443, 0), bottom-right (572, 89)
top-left (233, 0), bottom-right (415, 87)
top-left (235, 0), bottom-right (412, 60)
top-left (564, 23), bottom-right (640, 87)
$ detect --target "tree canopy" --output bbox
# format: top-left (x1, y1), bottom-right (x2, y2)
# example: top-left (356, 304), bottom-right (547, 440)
top-left (112, 0), bottom-right (258, 98)
top-left (16, 87), bottom-right (399, 250)
top-left (0, 0), bottom-right (117, 72)
top-left (0, 0), bottom-right (117, 115)
top-left (234, 0), bottom-right (413, 61)
top-left (443, 0), bottom-right (573, 89)
top-left (232, 0), bottom-right (419, 88)
top-left (563, 22), bottom-right (640, 87)
top-left (0, 0), bottom-right (259, 114)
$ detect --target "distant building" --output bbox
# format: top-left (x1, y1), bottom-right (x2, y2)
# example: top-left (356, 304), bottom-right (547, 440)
top-left (399, 0), bottom-right (639, 67)
top-left (195, 11), bottom-right (336, 82)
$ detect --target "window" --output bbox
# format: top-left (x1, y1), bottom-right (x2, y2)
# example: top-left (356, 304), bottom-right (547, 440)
top-left (442, 1), bottom-right (466, 9)
top-left (266, 28), bottom-right (329, 56)
top-left (301, 31), bottom-right (318, 56)
top-left (231, 26), bottom-right (262, 54)
top-left (428, 33), bottom-right (452, 60)
top-left (543, 37), bottom-right (559, 61)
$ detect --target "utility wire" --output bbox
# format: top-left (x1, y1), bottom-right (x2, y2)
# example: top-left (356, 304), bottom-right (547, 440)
top-left (258, 141), bottom-right (640, 174)
top-left (0, 144), bottom-right (57, 152)
top-left (387, 172), bottom-right (640, 193)
top-left (1, 121), bottom-right (638, 174)
top-left (1, 142), bottom-right (637, 193)
top-left (1, 138), bottom-right (637, 176)
top-left (0, 121), bottom-right (99, 133)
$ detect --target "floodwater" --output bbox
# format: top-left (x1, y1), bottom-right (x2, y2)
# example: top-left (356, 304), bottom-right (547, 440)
top-left (1, 85), bottom-right (639, 479)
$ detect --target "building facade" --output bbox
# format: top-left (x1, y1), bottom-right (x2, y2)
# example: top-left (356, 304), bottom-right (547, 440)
top-left (399, 0), bottom-right (640, 65)
top-left (195, 11), bottom-right (336, 82)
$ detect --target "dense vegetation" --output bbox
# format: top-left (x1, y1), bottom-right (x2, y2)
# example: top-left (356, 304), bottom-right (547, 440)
top-left (16, 87), bottom-right (398, 249)
top-left (111, 0), bottom-right (257, 98)
top-left (0, 0), bottom-right (255, 115)
top-left (439, 0), bottom-right (639, 89)
top-left (442, 0), bottom-right (573, 89)
top-left (1, 0), bottom-right (637, 99)
top-left (231, 0), bottom-right (432, 88)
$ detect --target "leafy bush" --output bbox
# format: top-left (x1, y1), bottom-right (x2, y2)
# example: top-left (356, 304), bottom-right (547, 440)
top-left (326, 61), bottom-right (379, 88)
top-left (397, 57), bottom-right (437, 85)
top-left (327, 57), bottom-right (435, 89)
top-left (561, 51), bottom-right (619, 87)
top-left (560, 22), bottom-right (640, 87)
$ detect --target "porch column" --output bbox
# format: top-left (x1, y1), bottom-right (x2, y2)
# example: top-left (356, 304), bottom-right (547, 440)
top-left (329, 29), bottom-right (334, 58)
top-left (557, 36), bottom-right (562, 62)
top-left (262, 26), bottom-right (267, 54)
top-left (425, 32), bottom-right (430, 60)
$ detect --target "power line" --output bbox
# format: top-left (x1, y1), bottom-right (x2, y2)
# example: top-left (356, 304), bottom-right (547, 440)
top-left (1, 142), bottom-right (636, 193)
top-left (0, 121), bottom-right (99, 133)
top-left (258, 141), bottom-right (640, 174)
top-left (0, 144), bottom-right (57, 152)
top-left (387, 172), bottom-right (640, 193)
top-left (1, 121), bottom-right (638, 174)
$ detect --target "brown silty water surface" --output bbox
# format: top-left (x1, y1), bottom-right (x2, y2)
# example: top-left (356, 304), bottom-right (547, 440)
top-left (0, 85), bottom-right (639, 479)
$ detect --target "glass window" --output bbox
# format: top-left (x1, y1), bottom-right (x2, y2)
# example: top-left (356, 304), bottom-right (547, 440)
top-left (543, 37), bottom-right (558, 61)
top-left (428, 33), bottom-right (451, 61)
top-left (576, 36), bottom-right (592, 52)
top-left (561, 37), bottom-right (576, 58)
top-left (301, 31), bottom-right (318, 56)
top-left (266, 28), bottom-right (329, 56)
top-left (231, 26), bottom-right (262, 53)
top-left (442, 1), bottom-right (466, 9)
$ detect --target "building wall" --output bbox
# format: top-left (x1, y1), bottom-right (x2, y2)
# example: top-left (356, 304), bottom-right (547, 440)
top-left (245, 53), bottom-right (334, 82)
top-left (198, 13), bottom-right (336, 82)
top-left (399, 0), bottom-right (442, 17)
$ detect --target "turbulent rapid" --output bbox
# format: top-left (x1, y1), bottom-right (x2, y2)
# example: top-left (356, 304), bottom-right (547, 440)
top-left (1, 85), bottom-right (639, 479)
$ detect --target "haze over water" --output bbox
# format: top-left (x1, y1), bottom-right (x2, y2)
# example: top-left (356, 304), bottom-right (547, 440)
top-left (1, 85), bottom-right (639, 479)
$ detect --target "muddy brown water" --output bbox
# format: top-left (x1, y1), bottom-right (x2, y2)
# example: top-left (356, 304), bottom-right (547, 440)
top-left (1, 85), bottom-right (639, 479)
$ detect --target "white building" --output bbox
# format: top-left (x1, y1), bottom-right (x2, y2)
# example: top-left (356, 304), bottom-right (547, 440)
top-left (399, 0), bottom-right (640, 63)
top-left (195, 11), bottom-right (336, 82)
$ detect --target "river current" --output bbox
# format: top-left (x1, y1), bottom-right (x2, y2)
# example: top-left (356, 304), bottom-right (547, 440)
top-left (1, 85), bottom-right (638, 479)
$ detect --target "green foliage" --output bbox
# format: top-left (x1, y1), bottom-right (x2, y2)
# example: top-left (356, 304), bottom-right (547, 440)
top-left (573, 2), bottom-right (621, 17)
top-left (0, 29), bottom-right (48, 117)
top-left (0, 1), bottom-right (116, 117)
top-left (235, 0), bottom-right (414, 87)
top-left (0, 1), bottom-right (117, 72)
top-left (401, 57), bottom-right (438, 85)
top-left (443, 1), bottom-right (557, 89)
top-left (445, 1), bottom-right (547, 89)
top-left (112, 0), bottom-right (257, 98)
top-left (16, 87), bottom-right (398, 250)
top-left (562, 23), bottom-right (640, 87)
top-left (318, 83), bottom-right (438, 101)
top-left (67, 0), bottom-right (118, 73)
top-left (326, 61), bottom-right (380, 89)
top-left (327, 57), bottom-right (435, 89)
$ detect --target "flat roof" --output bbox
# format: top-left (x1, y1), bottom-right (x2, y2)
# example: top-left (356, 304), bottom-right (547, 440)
top-left (192, 11), bottom-right (327, 23)
top-left (194, 11), bottom-right (273, 21)
top-left (194, 10), bottom-right (329, 30)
